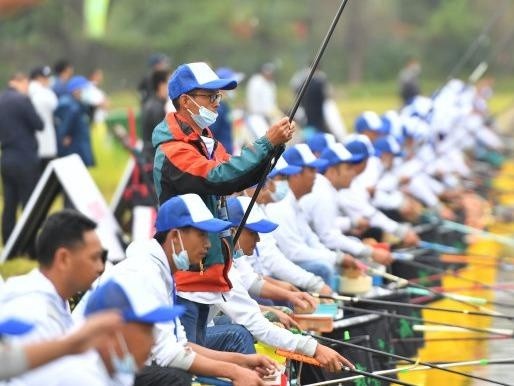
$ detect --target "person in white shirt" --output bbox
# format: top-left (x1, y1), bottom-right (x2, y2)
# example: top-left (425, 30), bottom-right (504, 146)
top-left (0, 209), bottom-right (107, 384)
top-left (246, 63), bottom-right (280, 138)
top-left (300, 142), bottom-right (393, 266)
top-left (28, 65), bottom-right (58, 170)
top-left (266, 144), bottom-right (353, 287)
top-left (242, 160), bottom-right (333, 297)
top-left (0, 312), bottom-right (121, 381)
top-left (0, 210), bottom-right (105, 345)
top-left (36, 274), bottom-right (185, 386)
top-left (88, 194), bottom-right (277, 386)
top-left (338, 137), bottom-right (420, 246)
top-left (227, 196), bottom-right (318, 312)
top-left (218, 196), bottom-right (354, 373)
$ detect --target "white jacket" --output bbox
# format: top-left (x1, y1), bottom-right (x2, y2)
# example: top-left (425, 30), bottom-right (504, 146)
top-left (300, 174), bottom-right (372, 258)
top-left (208, 265), bottom-right (318, 356)
top-left (96, 239), bottom-right (195, 370)
top-left (265, 191), bottom-right (338, 266)
top-left (28, 81), bottom-right (58, 158)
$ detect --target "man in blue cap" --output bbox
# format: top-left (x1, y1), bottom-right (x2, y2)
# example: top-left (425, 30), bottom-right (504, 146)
top-left (152, 61), bottom-right (295, 346)
top-left (83, 193), bottom-right (277, 386)
top-left (300, 142), bottom-right (393, 266)
top-left (266, 144), bottom-right (349, 287)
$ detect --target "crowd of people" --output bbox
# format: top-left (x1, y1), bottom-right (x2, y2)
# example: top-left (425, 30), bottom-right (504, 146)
top-left (0, 59), bottom-right (108, 244)
top-left (0, 57), bottom-right (505, 386)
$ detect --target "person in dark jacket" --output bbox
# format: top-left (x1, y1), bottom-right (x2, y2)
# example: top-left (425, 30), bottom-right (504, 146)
top-left (141, 69), bottom-right (169, 163)
top-left (54, 76), bottom-right (95, 167)
top-left (0, 72), bottom-right (43, 243)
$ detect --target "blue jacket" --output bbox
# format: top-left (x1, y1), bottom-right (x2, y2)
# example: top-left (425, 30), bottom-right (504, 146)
top-left (54, 95), bottom-right (94, 167)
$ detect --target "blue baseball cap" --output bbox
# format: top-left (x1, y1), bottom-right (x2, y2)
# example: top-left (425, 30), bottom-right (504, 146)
top-left (283, 144), bottom-right (328, 169)
top-left (268, 156), bottom-right (302, 178)
top-left (343, 134), bottom-right (375, 161)
top-left (373, 136), bottom-right (404, 157)
top-left (227, 196), bottom-right (278, 233)
top-left (0, 318), bottom-right (34, 336)
top-left (216, 67), bottom-right (245, 83)
top-left (67, 75), bottom-right (89, 93)
top-left (319, 142), bottom-right (363, 171)
top-left (156, 194), bottom-right (232, 233)
top-left (85, 274), bottom-right (185, 324)
top-left (306, 133), bottom-right (336, 154)
top-left (354, 111), bottom-right (389, 134)
top-left (168, 62), bottom-right (237, 100)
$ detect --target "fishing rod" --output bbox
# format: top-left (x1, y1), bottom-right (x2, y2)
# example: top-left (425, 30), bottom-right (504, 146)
top-left (311, 293), bottom-right (514, 321)
top-left (276, 349), bottom-right (416, 386)
top-left (233, 0), bottom-right (350, 245)
top-left (357, 261), bottom-right (508, 313)
top-left (468, 26), bottom-right (514, 83)
top-left (398, 258), bottom-right (514, 299)
top-left (442, 1), bottom-right (509, 86)
top-left (309, 333), bottom-right (514, 386)
top-left (305, 357), bottom-right (514, 386)
top-left (442, 220), bottom-right (514, 247)
top-left (334, 303), bottom-right (513, 337)
top-left (392, 335), bottom-right (510, 343)
top-left (431, 283), bottom-right (514, 293)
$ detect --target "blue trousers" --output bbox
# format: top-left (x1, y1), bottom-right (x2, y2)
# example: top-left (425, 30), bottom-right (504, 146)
top-left (176, 296), bottom-right (255, 354)
top-left (296, 260), bottom-right (335, 287)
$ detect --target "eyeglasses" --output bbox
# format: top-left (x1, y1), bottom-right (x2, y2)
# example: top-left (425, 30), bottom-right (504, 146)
top-left (188, 92), bottom-right (222, 104)
top-left (101, 249), bottom-right (108, 264)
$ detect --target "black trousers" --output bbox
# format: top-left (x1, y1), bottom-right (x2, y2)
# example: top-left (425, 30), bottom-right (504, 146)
top-left (1, 160), bottom-right (39, 244)
top-left (134, 365), bottom-right (192, 386)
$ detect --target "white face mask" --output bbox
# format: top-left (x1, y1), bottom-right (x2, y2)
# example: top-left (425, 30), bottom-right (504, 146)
top-left (109, 332), bottom-right (137, 375)
top-left (171, 230), bottom-right (190, 270)
top-left (187, 96), bottom-right (218, 128)
top-left (270, 180), bottom-right (290, 202)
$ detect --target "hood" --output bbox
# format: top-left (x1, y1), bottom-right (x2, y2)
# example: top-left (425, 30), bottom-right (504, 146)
top-left (0, 269), bottom-right (57, 302)
top-left (125, 238), bottom-right (171, 276)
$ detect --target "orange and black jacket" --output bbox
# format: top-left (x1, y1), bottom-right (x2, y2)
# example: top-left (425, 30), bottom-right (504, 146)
top-left (152, 112), bottom-right (277, 293)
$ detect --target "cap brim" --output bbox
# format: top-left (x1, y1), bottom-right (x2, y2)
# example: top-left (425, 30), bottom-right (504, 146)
top-left (268, 165), bottom-right (302, 178)
top-left (198, 79), bottom-right (237, 91)
top-left (0, 319), bottom-right (34, 335)
top-left (124, 305), bottom-right (185, 324)
top-left (246, 219), bottom-right (278, 233)
top-left (306, 159), bottom-right (329, 169)
top-left (191, 218), bottom-right (232, 232)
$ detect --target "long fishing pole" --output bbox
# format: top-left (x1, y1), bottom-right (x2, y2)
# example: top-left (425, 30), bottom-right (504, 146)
top-left (442, 220), bottom-right (514, 247)
top-left (392, 335), bottom-right (510, 343)
top-left (233, 0), bottom-right (351, 245)
top-left (276, 349), bottom-right (417, 386)
top-left (443, 1), bottom-right (509, 84)
top-left (357, 261), bottom-right (508, 313)
top-left (310, 333), bottom-right (514, 386)
top-left (335, 303), bottom-right (513, 337)
top-left (311, 293), bottom-right (514, 321)
top-left (305, 358), bottom-right (514, 386)
top-left (398, 258), bottom-right (514, 299)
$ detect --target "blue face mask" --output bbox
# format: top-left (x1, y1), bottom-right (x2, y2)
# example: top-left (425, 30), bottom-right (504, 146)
top-left (270, 180), bottom-right (290, 202)
top-left (110, 332), bottom-right (137, 375)
top-left (233, 242), bottom-right (245, 259)
top-left (171, 231), bottom-right (190, 271)
top-left (187, 97), bottom-right (218, 129)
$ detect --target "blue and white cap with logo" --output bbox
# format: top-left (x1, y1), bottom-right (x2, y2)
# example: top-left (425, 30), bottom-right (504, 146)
top-left (168, 62), bottom-right (238, 100)
top-left (320, 142), bottom-right (362, 170)
top-left (67, 75), bottom-right (90, 93)
top-left (283, 144), bottom-right (328, 169)
top-left (268, 156), bottom-right (302, 178)
top-left (306, 133), bottom-right (336, 154)
top-left (0, 318), bottom-right (34, 336)
top-left (156, 193), bottom-right (232, 233)
top-left (227, 196), bottom-right (278, 233)
top-left (85, 274), bottom-right (185, 324)
top-left (355, 111), bottom-right (389, 134)
top-left (343, 134), bottom-right (375, 160)
top-left (373, 136), bottom-right (403, 157)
